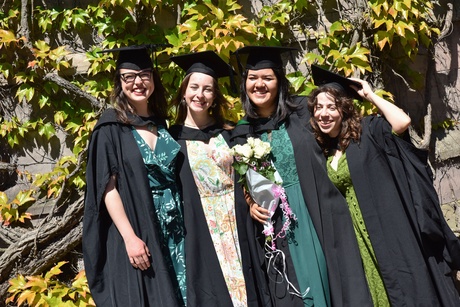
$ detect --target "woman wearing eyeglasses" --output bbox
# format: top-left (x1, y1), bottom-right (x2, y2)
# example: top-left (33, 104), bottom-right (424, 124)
top-left (83, 46), bottom-right (186, 306)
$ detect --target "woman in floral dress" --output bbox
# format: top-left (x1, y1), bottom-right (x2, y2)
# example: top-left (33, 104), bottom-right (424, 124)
top-left (169, 51), bottom-right (268, 307)
top-left (83, 45), bottom-right (186, 306)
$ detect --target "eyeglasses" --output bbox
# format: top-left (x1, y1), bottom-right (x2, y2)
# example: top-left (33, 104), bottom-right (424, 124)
top-left (120, 70), bottom-right (152, 83)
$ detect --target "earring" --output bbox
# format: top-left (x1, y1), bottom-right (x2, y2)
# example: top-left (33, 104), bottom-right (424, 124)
top-left (181, 97), bottom-right (186, 105)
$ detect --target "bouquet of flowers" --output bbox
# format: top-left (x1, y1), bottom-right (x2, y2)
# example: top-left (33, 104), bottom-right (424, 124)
top-left (231, 137), bottom-right (296, 251)
top-left (232, 138), bottom-right (308, 299)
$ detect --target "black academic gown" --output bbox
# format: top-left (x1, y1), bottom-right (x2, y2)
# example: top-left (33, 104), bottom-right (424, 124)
top-left (345, 115), bottom-right (460, 307)
top-left (83, 108), bottom-right (183, 307)
top-left (231, 96), bottom-right (373, 307)
top-left (169, 124), bottom-right (271, 307)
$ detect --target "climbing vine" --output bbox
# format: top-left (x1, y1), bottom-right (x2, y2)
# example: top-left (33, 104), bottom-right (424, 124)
top-left (0, 0), bottom-right (449, 305)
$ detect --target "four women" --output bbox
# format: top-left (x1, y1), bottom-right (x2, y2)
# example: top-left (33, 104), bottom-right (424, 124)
top-left (83, 44), bottom-right (459, 306)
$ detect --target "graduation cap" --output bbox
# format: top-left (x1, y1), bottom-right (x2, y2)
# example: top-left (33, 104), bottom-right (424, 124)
top-left (170, 50), bottom-right (234, 79)
top-left (231, 46), bottom-right (298, 74)
top-left (311, 64), bottom-right (363, 101)
top-left (170, 50), bottom-right (237, 92)
top-left (98, 44), bottom-right (171, 70)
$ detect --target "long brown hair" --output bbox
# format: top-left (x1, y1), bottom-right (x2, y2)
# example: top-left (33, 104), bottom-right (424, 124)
top-left (111, 68), bottom-right (170, 124)
top-left (171, 73), bottom-right (233, 129)
top-left (307, 84), bottom-right (362, 156)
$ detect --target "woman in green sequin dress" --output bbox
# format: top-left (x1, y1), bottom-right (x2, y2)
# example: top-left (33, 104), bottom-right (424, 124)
top-left (307, 66), bottom-right (460, 306)
top-left (83, 46), bottom-right (186, 306)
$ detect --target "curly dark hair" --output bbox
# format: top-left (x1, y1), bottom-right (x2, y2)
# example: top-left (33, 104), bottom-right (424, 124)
top-left (307, 84), bottom-right (362, 156)
top-left (240, 67), bottom-right (298, 121)
top-left (171, 73), bottom-right (234, 129)
top-left (111, 68), bottom-right (170, 124)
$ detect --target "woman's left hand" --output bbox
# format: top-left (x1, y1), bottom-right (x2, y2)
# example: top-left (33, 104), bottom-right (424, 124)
top-left (349, 77), bottom-right (373, 99)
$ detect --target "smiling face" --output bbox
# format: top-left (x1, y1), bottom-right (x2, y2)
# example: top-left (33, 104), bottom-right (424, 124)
top-left (245, 68), bottom-right (279, 117)
top-left (314, 92), bottom-right (343, 137)
top-left (184, 72), bottom-right (216, 116)
top-left (119, 68), bottom-right (154, 106)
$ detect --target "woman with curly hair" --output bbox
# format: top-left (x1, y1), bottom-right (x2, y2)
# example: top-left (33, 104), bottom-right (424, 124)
top-left (307, 64), bottom-right (460, 307)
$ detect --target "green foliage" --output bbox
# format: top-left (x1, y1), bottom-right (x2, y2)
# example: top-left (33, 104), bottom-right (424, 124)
top-left (0, 191), bottom-right (33, 226)
top-left (6, 262), bottom-right (95, 307)
top-left (0, 0), bottom-right (443, 305)
top-left (432, 118), bottom-right (457, 130)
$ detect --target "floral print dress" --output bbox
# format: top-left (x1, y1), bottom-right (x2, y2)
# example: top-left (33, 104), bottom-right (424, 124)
top-left (186, 133), bottom-right (247, 306)
top-left (132, 125), bottom-right (187, 306)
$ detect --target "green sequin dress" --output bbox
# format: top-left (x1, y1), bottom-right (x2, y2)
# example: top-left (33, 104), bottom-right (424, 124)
top-left (132, 126), bottom-right (187, 305)
top-left (327, 152), bottom-right (390, 307)
top-left (262, 123), bottom-right (330, 307)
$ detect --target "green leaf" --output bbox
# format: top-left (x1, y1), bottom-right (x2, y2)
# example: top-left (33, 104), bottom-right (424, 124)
top-left (13, 190), bottom-right (35, 206)
top-left (329, 21), bottom-right (344, 33)
top-left (15, 84), bottom-right (35, 102)
top-left (287, 75), bottom-right (307, 92)
top-left (7, 133), bottom-right (19, 147)
top-left (232, 163), bottom-right (248, 176)
top-left (0, 29), bottom-right (16, 43)
top-left (38, 123), bottom-right (56, 140)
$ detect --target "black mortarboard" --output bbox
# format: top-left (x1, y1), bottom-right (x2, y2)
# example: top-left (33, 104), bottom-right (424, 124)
top-left (170, 50), bottom-right (234, 79)
top-left (99, 45), bottom-right (153, 70)
top-left (99, 44), bottom-right (172, 70)
top-left (311, 64), bottom-right (363, 101)
top-left (232, 46), bottom-right (297, 73)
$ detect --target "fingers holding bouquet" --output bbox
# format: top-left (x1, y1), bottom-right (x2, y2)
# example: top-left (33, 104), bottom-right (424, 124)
top-left (244, 188), bottom-right (270, 223)
top-left (250, 203), bottom-right (271, 223)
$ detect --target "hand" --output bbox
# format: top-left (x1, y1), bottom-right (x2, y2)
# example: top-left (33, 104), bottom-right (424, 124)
top-left (124, 235), bottom-right (151, 270)
top-left (244, 189), bottom-right (270, 224)
top-left (348, 77), bottom-right (374, 99)
top-left (250, 203), bottom-right (271, 224)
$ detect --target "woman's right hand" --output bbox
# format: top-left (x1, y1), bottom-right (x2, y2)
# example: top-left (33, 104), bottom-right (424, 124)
top-left (249, 203), bottom-right (271, 224)
top-left (244, 189), bottom-right (270, 224)
top-left (124, 234), bottom-right (151, 271)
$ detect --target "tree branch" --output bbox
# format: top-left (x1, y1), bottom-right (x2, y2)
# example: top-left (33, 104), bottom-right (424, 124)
top-left (43, 73), bottom-right (102, 108)
top-left (0, 194), bottom-right (84, 301)
top-left (18, 0), bottom-right (31, 46)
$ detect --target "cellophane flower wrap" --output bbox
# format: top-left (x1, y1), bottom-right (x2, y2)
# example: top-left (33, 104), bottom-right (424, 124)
top-left (231, 137), bottom-right (296, 251)
top-left (232, 137), bottom-right (307, 298)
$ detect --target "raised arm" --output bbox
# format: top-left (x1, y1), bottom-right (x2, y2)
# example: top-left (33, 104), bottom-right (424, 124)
top-left (349, 77), bottom-right (411, 135)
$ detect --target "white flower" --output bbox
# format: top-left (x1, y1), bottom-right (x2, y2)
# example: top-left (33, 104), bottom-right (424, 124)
top-left (252, 139), bottom-right (271, 159)
top-left (253, 144), bottom-right (267, 159)
top-left (233, 143), bottom-right (253, 162)
top-left (247, 137), bottom-right (256, 147)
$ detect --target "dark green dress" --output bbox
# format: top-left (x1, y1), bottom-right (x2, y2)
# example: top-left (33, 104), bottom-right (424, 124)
top-left (262, 123), bottom-right (330, 307)
top-left (132, 126), bottom-right (187, 305)
top-left (327, 152), bottom-right (389, 307)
